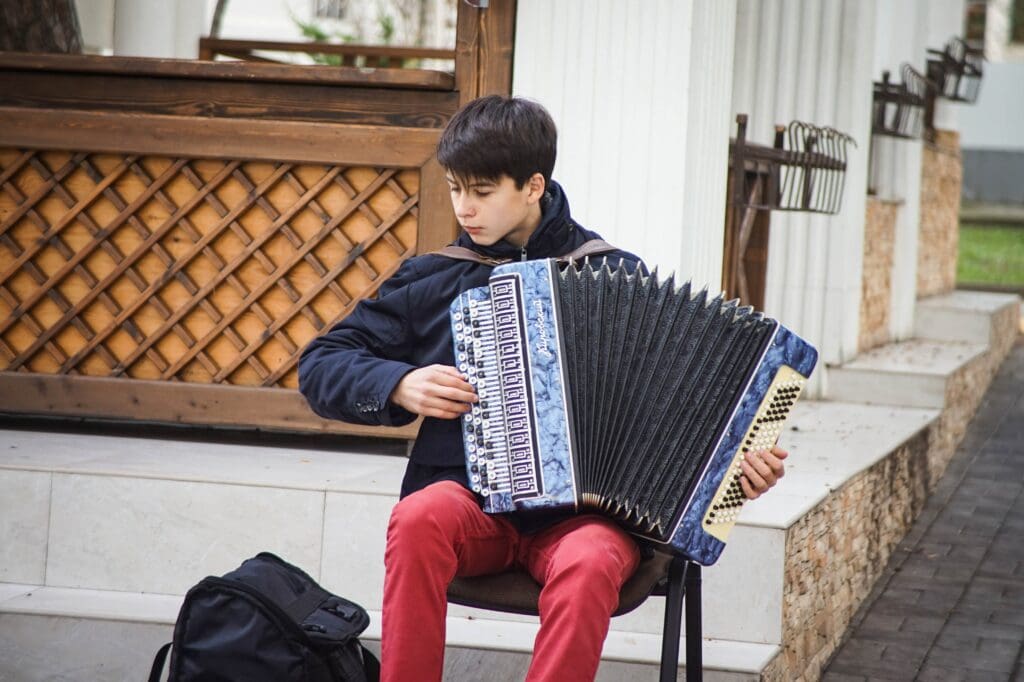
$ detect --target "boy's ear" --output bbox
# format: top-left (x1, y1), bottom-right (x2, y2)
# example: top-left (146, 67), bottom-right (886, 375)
top-left (525, 172), bottom-right (546, 203)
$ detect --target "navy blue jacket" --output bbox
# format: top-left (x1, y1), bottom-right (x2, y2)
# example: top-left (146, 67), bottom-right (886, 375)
top-left (298, 181), bottom-right (644, 498)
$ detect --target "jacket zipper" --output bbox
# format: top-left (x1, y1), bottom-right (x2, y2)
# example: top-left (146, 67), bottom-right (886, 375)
top-left (521, 245), bottom-right (528, 261)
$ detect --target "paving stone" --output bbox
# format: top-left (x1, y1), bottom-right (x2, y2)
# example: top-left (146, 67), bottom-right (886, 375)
top-left (820, 672), bottom-right (868, 682)
top-left (894, 558), bottom-right (939, 579)
top-left (915, 665), bottom-right (969, 682)
top-left (943, 617), bottom-right (1024, 643)
top-left (933, 630), bottom-right (981, 651)
top-left (879, 640), bottom-right (929, 666)
top-left (901, 615), bottom-right (947, 635)
top-left (989, 607), bottom-right (1024, 628)
top-left (855, 625), bottom-right (937, 647)
top-left (859, 612), bottom-right (905, 633)
top-left (934, 561), bottom-right (980, 582)
top-left (825, 656), bottom-right (924, 680)
top-left (924, 642), bottom-right (1017, 673)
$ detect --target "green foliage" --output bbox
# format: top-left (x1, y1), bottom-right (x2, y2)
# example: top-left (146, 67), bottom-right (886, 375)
top-left (290, 15), bottom-right (358, 66)
top-left (295, 17), bottom-right (332, 43)
top-left (377, 11), bottom-right (395, 44)
top-left (957, 223), bottom-right (1024, 286)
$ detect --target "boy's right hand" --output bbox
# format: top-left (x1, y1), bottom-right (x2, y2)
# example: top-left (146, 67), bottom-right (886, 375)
top-left (390, 364), bottom-right (478, 419)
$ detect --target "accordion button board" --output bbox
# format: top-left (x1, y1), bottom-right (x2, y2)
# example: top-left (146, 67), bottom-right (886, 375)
top-left (700, 365), bottom-right (806, 540)
top-left (449, 258), bottom-right (818, 565)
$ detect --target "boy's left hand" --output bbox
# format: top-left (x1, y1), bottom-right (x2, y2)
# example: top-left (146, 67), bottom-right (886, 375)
top-left (739, 446), bottom-right (787, 500)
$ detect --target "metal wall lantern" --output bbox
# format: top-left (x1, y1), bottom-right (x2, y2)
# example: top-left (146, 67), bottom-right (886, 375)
top-left (730, 114), bottom-right (856, 216)
top-left (871, 63), bottom-right (928, 139)
top-left (926, 36), bottom-right (984, 104)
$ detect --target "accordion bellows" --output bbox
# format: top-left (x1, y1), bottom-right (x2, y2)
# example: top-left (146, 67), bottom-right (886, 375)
top-left (450, 259), bottom-right (817, 565)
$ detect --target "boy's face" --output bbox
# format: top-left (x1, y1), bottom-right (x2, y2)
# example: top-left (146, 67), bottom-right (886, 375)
top-left (445, 173), bottom-right (544, 249)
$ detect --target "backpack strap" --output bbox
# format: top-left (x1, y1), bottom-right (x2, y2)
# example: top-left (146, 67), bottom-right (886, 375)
top-left (149, 642), bottom-right (171, 682)
top-left (556, 238), bottom-right (618, 262)
top-left (432, 246), bottom-right (512, 266)
top-left (433, 239), bottom-right (619, 266)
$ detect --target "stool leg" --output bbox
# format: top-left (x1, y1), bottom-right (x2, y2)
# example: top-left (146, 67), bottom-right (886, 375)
top-left (685, 563), bottom-right (702, 682)
top-left (659, 557), bottom-right (687, 682)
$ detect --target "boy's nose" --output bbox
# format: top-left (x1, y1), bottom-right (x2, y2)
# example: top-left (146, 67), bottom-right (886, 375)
top-left (454, 198), bottom-right (475, 219)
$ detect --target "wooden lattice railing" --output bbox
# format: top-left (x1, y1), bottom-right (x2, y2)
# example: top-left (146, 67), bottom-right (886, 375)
top-left (0, 2), bottom-right (515, 436)
top-left (0, 151), bottom-right (417, 389)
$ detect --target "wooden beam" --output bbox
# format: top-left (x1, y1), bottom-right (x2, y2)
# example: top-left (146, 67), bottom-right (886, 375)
top-left (197, 38), bottom-right (456, 62)
top-left (0, 70), bottom-right (460, 128)
top-left (0, 50), bottom-right (454, 90)
top-left (0, 372), bottom-right (420, 439)
top-left (0, 107), bottom-right (441, 167)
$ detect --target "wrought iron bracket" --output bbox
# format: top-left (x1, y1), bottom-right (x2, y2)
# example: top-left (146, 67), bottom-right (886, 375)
top-left (730, 114), bottom-right (856, 216)
top-left (926, 36), bottom-right (984, 104)
top-left (872, 64), bottom-right (928, 140)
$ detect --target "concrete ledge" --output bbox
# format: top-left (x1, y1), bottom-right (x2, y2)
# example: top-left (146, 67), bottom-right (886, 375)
top-left (915, 290), bottom-right (1021, 345)
top-left (827, 340), bottom-right (987, 409)
top-left (0, 429), bottom-right (407, 495)
top-left (0, 583), bottom-right (776, 679)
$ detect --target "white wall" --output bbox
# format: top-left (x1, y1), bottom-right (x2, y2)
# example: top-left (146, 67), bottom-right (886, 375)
top-left (732, 0), bottom-right (876, 394)
top-left (513, 0), bottom-right (737, 286)
top-left (986, 0), bottom-right (1024, 62)
top-left (959, 62), bottom-right (1024, 150)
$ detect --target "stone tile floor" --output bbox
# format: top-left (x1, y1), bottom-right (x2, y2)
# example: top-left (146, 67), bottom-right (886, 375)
top-left (823, 339), bottom-right (1024, 681)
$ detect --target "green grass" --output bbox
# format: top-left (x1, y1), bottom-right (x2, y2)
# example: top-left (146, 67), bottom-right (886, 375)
top-left (957, 223), bottom-right (1024, 287)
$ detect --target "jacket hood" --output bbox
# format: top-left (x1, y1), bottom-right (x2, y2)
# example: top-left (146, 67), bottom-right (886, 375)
top-left (453, 180), bottom-right (579, 260)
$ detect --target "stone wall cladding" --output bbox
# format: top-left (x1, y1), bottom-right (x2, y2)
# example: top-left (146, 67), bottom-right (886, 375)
top-left (760, 429), bottom-right (932, 682)
top-left (859, 198), bottom-right (899, 351)
top-left (916, 130), bottom-right (962, 298)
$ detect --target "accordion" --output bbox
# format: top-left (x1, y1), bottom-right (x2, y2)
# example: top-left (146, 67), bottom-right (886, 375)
top-left (449, 259), bottom-right (817, 565)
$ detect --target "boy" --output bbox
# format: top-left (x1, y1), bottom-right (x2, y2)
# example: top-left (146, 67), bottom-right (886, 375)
top-left (299, 95), bottom-right (787, 682)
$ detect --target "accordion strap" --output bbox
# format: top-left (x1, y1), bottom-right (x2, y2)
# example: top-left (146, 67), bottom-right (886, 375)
top-left (433, 239), bottom-right (619, 266)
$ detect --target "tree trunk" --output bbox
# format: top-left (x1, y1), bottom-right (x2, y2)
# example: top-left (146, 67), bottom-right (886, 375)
top-left (0, 0), bottom-right (83, 53)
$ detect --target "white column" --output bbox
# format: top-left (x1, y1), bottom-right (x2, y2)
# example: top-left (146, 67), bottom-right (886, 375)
top-left (113, 0), bottom-right (207, 59)
top-left (513, 0), bottom-right (737, 284)
top-left (731, 0), bottom-right (876, 394)
top-left (76, 0), bottom-right (116, 54)
top-left (926, 0), bottom-right (968, 132)
top-left (871, 0), bottom-right (933, 341)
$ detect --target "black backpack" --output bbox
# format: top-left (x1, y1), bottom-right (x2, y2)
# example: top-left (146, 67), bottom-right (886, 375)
top-left (150, 552), bottom-right (379, 682)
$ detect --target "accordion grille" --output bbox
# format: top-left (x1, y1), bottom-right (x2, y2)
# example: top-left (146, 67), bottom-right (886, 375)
top-left (557, 263), bottom-right (775, 540)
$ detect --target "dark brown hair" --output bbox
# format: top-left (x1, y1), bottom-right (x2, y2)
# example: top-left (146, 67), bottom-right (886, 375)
top-left (436, 95), bottom-right (557, 188)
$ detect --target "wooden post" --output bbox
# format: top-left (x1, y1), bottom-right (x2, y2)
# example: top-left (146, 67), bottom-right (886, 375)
top-left (455, 0), bottom-right (517, 105)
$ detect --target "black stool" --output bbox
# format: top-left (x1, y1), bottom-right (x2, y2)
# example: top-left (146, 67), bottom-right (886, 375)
top-left (447, 553), bottom-right (702, 681)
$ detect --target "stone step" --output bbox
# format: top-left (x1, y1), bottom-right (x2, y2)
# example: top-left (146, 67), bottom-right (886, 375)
top-left (914, 290), bottom-right (1021, 346)
top-left (0, 583), bottom-right (776, 681)
top-left (826, 339), bottom-right (987, 409)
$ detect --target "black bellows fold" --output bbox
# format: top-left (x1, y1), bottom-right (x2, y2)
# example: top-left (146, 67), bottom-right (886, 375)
top-left (555, 262), bottom-right (775, 540)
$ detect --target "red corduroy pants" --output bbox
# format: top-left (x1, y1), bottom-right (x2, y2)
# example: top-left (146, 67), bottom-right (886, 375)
top-left (380, 481), bottom-right (640, 682)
